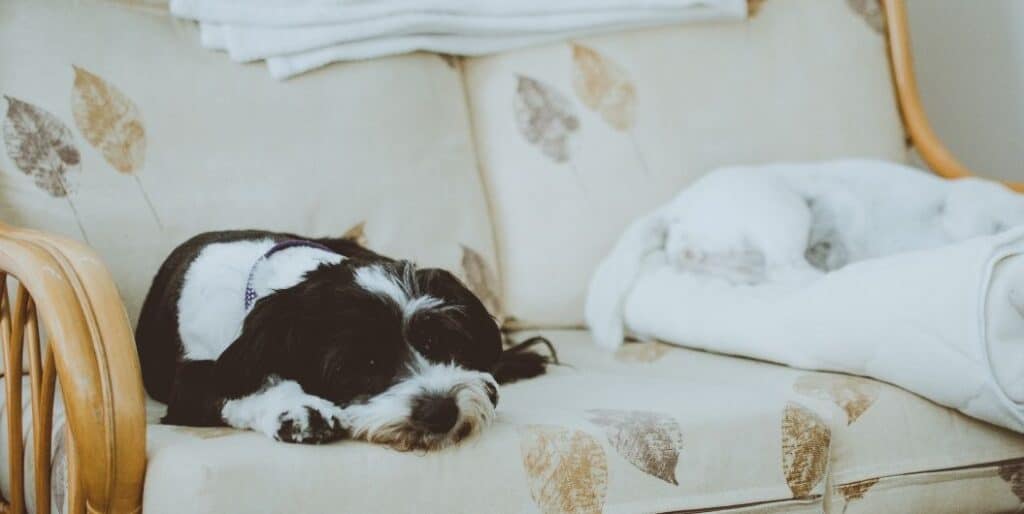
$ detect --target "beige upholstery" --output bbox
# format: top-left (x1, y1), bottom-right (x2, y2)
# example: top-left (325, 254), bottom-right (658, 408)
top-left (1, 0), bottom-right (1022, 513)
top-left (0, 0), bottom-right (500, 327)
top-left (6, 333), bottom-right (1019, 513)
top-left (135, 332), bottom-right (1024, 513)
top-left (463, 0), bottom-right (907, 327)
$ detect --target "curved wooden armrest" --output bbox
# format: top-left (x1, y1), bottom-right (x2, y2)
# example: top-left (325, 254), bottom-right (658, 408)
top-left (0, 223), bottom-right (145, 514)
top-left (883, 0), bottom-right (1024, 192)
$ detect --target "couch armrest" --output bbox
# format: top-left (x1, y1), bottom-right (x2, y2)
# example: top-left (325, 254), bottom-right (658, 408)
top-left (883, 0), bottom-right (1024, 192)
top-left (0, 223), bottom-right (145, 514)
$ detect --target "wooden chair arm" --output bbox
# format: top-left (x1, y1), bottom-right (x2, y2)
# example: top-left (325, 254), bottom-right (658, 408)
top-left (883, 0), bottom-right (1024, 192)
top-left (0, 223), bottom-right (145, 514)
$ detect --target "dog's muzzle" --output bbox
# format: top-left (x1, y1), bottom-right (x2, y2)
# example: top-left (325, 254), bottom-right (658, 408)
top-left (341, 368), bottom-right (499, 451)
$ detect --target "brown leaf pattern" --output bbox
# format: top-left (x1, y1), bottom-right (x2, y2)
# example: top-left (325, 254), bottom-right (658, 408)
top-left (998, 462), bottom-right (1024, 502)
top-left (782, 402), bottom-right (830, 498)
top-left (71, 66), bottom-right (162, 229)
top-left (514, 75), bottom-right (579, 163)
top-left (793, 373), bottom-right (880, 425)
top-left (837, 477), bottom-right (879, 501)
top-left (614, 341), bottom-right (672, 363)
top-left (71, 66), bottom-right (145, 173)
top-left (438, 53), bottom-right (460, 69)
top-left (587, 409), bottom-right (683, 485)
top-left (460, 244), bottom-right (501, 317)
top-left (747, 0), bottom-right (767, 17)
top-left (2, 96), bottom-right (81, 197)
top-left (172, 426), bottom-right (239, 439)
top-left (571, 44), bottom-right (635, 131)
top-left (343, 221), bottom-right (368, 246)
top-left (519, 424), bottom-right (608, 514)
top-left (846, 0), bottom-right (885, 34)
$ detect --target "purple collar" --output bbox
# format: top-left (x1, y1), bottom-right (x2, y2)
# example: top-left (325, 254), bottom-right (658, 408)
top-left (244, 239), bottom-right (337, 311)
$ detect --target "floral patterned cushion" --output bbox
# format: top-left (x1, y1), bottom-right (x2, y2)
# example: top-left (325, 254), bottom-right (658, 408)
top-left (130, 331), bottom-right (1024, 514)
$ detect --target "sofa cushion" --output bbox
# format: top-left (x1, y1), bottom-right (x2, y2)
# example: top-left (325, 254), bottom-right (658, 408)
top-left (0, 0), bottom-right (500, 326)
top-left (826, 463), bottom-right (1024, 514)
top-left (3, 331), bottom-right (1018, 513)
top-left (127, 331), bottom-right (1024, 514)
top-left (463, 0), bottom-right (908, 327)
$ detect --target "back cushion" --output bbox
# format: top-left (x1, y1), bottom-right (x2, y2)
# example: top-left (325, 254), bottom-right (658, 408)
top-left (463, 0), bottom-right (907, 327)
top-left (0, 0), bottom-right (499, 326)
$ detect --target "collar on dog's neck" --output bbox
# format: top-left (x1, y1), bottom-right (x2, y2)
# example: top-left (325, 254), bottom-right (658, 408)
top-left (244, 239), bottom-right (337, 311)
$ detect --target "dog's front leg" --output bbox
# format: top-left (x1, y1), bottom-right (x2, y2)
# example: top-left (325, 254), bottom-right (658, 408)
top-left (220, 376), bottom-right (349, 444)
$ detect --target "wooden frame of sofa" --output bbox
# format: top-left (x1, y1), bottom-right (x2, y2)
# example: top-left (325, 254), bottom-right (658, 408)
top-left (0, 1), bottom-right (1014, 513)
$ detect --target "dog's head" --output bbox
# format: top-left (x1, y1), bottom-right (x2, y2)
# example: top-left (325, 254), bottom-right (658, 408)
top-left (216, 258), bottom-right (502, 451)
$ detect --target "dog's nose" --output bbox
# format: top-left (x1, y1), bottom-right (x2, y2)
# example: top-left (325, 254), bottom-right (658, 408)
top-left (412, 395), bottom-right (459, 433)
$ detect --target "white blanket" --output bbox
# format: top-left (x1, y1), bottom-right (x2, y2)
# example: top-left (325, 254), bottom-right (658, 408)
top-left (169, 0), bottom-right (748, 79)
top-left (586, 160), bottom-right (1024, 432)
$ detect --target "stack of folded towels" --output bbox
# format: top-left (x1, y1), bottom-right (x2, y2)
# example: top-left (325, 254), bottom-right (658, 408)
top-left (168, 0), bottom-right (748, 79)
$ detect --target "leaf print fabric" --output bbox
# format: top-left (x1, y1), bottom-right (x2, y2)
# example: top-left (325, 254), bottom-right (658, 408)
top-left (519, 424), bottom-right (607, 514)
top-left (747, 0), bottom-right (767, 18)
top-left (343, 221), bottom-right (368, 246)
top-left (71, 66), bottom-right (145, 174)
top-left (614, 341), bottom-right (672, 363)
top-left (998, 462), bottom-right (1024, 502)
top-left (3, 96), bottom-right (81, 197)
top-left (2, 96), bottom-right (89, 240)
top-left (587, 409), bottom-right (683, 485)
top-left (846, 0), bottom-right (885, 34)
top-left (781, 402), bottom-right (830, 498)
top-left (514, 75), bottom-right (579, 164)
top-left (836, 477), bottom-right (878, 501)
top-left (460, 244), bottom-right (501, 317)
top-left (793, 373), bottom-right (880, 425)
top-left (571, 44), bottom-right (635, 131)
top-left (570, 44), bottom-right (649, 174)
top-left (70, 65), bottom-right (162, 228)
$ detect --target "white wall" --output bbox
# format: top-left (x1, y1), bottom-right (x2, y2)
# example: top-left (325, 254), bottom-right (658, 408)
top-left (906, 0), bottom-right (1024, 182)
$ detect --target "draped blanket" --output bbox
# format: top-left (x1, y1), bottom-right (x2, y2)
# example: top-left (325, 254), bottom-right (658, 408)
top-left (586, 160), bottom-right (1024, 432)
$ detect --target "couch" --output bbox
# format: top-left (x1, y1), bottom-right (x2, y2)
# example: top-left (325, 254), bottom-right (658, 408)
top-left (0, 0), bottom-right (1022, 512)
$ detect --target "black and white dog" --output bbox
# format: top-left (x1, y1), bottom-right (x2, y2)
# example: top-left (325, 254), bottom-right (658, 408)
top-left (136, 230), bottom-right (546, 450)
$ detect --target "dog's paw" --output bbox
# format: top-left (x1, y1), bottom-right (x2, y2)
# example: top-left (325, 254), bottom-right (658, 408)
top-left (274, 401), bottom-right (347, 444)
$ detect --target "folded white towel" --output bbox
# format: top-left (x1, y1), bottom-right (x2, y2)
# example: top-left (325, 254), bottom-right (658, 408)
top-left (205, 9), bottom-right (735, 63)
top-left (170, 0), bottom-right (747, 79)
top-left (586, 160), bottom-right (1024, 432)
top-left (171, 0), bottom-right (745, 26)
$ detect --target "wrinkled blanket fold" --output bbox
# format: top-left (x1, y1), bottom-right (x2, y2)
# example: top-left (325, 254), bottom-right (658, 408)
top-left (625, 228), bottom-right (1024, 432)
top-left (587, 160), bottom-right (1024, 433)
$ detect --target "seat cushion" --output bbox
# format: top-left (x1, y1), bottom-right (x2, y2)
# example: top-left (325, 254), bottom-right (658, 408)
top-left (135, 331), bottom-right (1024, 514)
top-left (0, 0), bottom-right (501, 327)
top-left (463, 0), bottom-right (908, 327)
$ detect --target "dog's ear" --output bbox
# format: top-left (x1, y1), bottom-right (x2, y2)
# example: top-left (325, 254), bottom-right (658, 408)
top-left (491, 336), bottom-right (558, 385)
top-left (214, 294), bottom-right (297, 398)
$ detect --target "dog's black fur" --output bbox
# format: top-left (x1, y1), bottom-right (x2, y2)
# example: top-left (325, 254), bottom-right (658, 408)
top-left (136, 230), bottom-right (547, 442)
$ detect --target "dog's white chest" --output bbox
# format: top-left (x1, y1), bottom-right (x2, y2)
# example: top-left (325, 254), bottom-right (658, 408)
top-left (176, 239), bottom-right (344, 361)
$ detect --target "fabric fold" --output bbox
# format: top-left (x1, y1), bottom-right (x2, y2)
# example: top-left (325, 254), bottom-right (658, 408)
top-left (623, 229), bottom-right (1024, 432)
top-left (169, 0), bottom-right (748, 79)
top-left (586, 160), bottom-right (1024, 433)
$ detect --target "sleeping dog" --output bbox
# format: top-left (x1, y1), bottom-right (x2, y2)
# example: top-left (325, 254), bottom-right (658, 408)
top-left (136, 230), bottom-right (547, 450)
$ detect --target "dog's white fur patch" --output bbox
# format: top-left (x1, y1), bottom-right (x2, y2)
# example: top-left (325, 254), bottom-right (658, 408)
top-left (340, 350), bottom-right (496, 451)
top-left (354, 264), bottom-right (443, 322)
top-left (221, 376), bottom-right (344, 442)
top-left (177, 239), bottom-right (343, 360)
